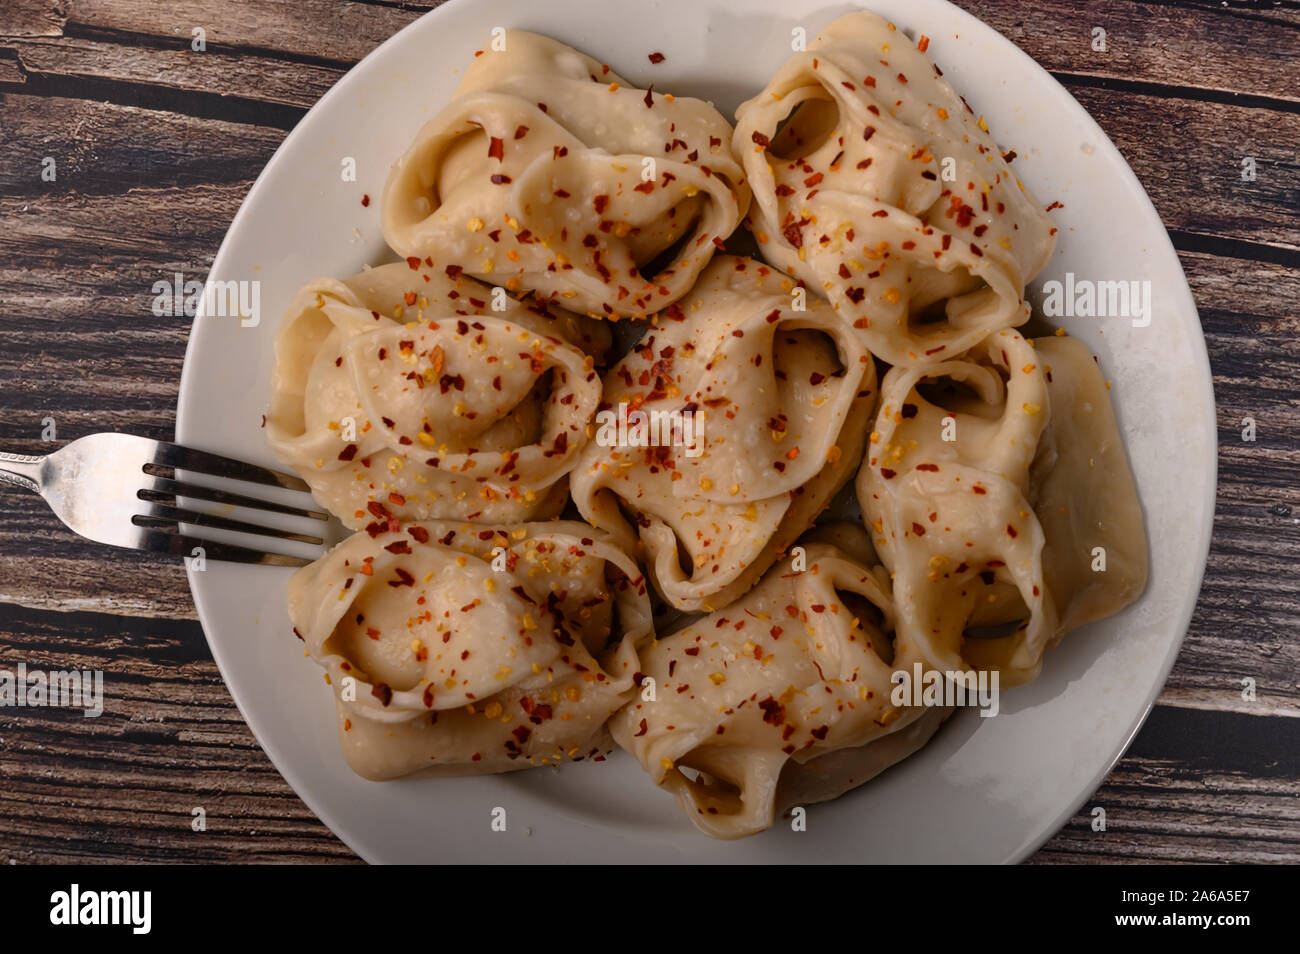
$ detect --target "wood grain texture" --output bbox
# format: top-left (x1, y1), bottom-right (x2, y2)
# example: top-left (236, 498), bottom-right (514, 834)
top-left (0, 605), bottom-right (356, 863)
top-left (1030, 707), bottom-right (1300, 863)
top-left (0, 0), bottom-right (1296, 864)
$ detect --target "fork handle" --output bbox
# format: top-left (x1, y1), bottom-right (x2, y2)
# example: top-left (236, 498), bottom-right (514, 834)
top-left (0, 452), bottom-right (43, 494)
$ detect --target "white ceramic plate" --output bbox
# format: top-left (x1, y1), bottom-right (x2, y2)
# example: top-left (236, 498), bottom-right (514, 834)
top-left (177, 0), bottom-right (1216, 863)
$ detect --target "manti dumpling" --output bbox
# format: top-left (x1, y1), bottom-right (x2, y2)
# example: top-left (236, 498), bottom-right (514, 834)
top-left (610, 538), bottom-right (946, 839)
top-left (287, 519), bottom-right (653, 779)
top-left (382, 30), bottom-right (751, 320)
top-left (856, 328), bottom-right (1147, 687)
top-left (570, 255), bottom-right (877, 613)
top-left (266, 261), bottom-right (609, 528)
top-left (733, 11), bottom-right (1055, 366)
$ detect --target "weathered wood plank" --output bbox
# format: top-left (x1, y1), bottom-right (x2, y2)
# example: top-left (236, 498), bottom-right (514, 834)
top-left (0, 604), bottom-right (356, 863)
top-left (0, 0), bottom-right (67, 38)
top-left (1032, 705), bottom-right (1300, 863)
top-left (1067, 87), bottom-right (1300, 253)
top-left (47, 0), bottom-right (1299, 107)
top-left (0, 49), bottom-right (25, 84)
top-left (0, 93), bottom-right (286, 194)
top-left (1158, 251), bottom-right (1300, 717)
top-left (1, 35), bottom-right (343, 111)
top-left (67, 0), bottom-right (427, 64)
top-left (963, 0), bottom-right (1300, 106)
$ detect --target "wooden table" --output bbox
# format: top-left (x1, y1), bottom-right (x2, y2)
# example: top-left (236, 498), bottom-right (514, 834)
top-left (1, 0), bottom-right (1296, 864)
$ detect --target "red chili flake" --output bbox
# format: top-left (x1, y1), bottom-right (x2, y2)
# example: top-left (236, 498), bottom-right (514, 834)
top-left (810, 725), bottom-right (830, 740)
top-left (388, 568), bottom-right (415, 588)
top-left (916, 463), bottom-right (939, 472)
top-left (408, 526), bottom-right (430, 543)
top-left (445, 265), bottom-right (463, 279)
top-left (1046, 200), bottom-right (1064, 212)
top-left (864, 76), bottom-right (876, 87)
top-left (644, 84), bottom-right (655, 109)
top-left (514, 125), bottom-right (529, 140)
top-left (804, 172), bottom-right (824, 188)
top-left (361, 194), bottom-right (370, 207)
top-left (775, 184), bottom-right (795, 197)
top-left (338, 444), bottom-right (358, 461)
top-left (371, 683), bottom-right (393, 706)
top-left (1007, 524), bottom-right (1018, 538)
top-left (752, 131), bottom-right (771, 148)
top-left (488, 137), bottom-right (504, 161)
top-left (782, 223), bottom-right (803, 248)
top-left (1002, 149), bottom-right (1017, 163)
top-left (845, 287), bottom-right (866, 304)
top-left (897, 72), bottom-right (908, 83)
top-left (634, 181), bottom-right (655, 194)
top-left (490, 174), bottom-right (511, 184)
top-left (635, 718), bottom-right (648, 736)
top-left (970, 243), bottom-right (984, 257)
top-left (649, 51), bottom-right (665, 64)
top-left (911, 522), bottom-right (926, 536)
top-left (593, 195), bottom-right (610, 214)
top-left (384, 540), bottom-right (411, 555)
top-left (973, 485), bottom-right (987, 495)
top-left (881, 468), bottom-right (897, 479)
top-left (759, 696), bottom-right (786, 726)
top-left (918, 35), bottom-right (930, 52)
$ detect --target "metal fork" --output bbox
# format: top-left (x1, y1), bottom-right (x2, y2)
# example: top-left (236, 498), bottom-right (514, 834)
top-left (0, 433), bottom-right (327, 567)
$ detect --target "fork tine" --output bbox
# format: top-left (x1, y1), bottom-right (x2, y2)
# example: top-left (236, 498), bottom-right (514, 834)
top-left (151, 442), bottom-right (311, 492)
top-left (134, 505), bottom-right (325, 545)
top-left (136, 528), bottom-right (314, 567)
top-left (140, 477), bottom-right (330, 521)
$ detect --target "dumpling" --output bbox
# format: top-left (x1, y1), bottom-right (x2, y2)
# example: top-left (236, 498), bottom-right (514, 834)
top-left (610, 539), bottom-right (941, 839)
top-left (856, 328), bottom-right (1146, 687)
top-left (266, 261), bottom-right (608, 527)
top-left (733, 11), bottom-right (1055, 365)
top-left (1029, 335), bottom-right (1149, 634)
top-left (287, 520), bottom-right (653, 779)
top-left (570, 255), bottom-right (877, 612)
top-left (382, 30), bottom-right (751, 320)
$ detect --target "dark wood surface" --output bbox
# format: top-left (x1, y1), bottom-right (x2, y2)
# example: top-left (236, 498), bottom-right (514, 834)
top-left (0, 0), bottom-right (1296, 864)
